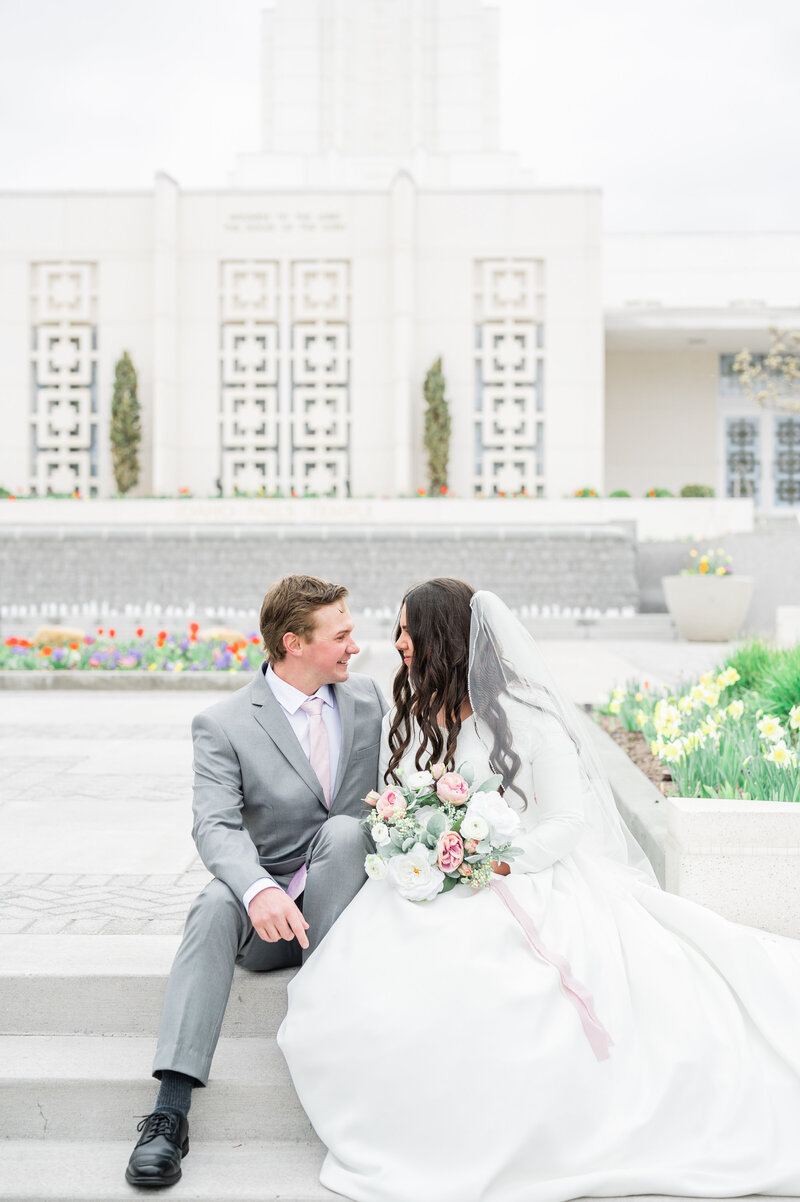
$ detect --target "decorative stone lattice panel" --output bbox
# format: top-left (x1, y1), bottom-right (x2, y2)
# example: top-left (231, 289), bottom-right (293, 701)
top-left (474, 259), bottom-right (545, 497)
top-left (30, 263), bottom-right (98, 496)
top-left (219, 262), bottom-right (281, 495)
top-left (725, 417), bottom-right (760, 502)
top-left (219, 260), bottom-right (351, 496)
top-left (290, 261), bottom-right (351, 497)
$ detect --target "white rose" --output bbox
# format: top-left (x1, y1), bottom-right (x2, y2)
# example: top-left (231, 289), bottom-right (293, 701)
top-left (365, 854), bottom-right (388, 880)
top-left (465, 791), bottom-right (521, 844)
top-left (371, 822), bottom-right (391, 846)
top-left (387, 842), bottom-right (445, 902)
top-left (407, 770), bottom-right (435, 792)
top-left (460, 813), bottom-right (490, 842)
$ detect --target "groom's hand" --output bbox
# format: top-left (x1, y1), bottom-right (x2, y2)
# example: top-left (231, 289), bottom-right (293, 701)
top-left (248, 889), bottom-right (310, 949)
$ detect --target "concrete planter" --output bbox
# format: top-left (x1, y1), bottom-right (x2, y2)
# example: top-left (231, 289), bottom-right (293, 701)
top-left (664, 796), bottom-right (800, 938)
top-left (661, 574), bottom-right (754, 641)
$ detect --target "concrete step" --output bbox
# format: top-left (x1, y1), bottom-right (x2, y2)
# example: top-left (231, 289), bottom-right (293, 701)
top-left (0, 1140), bottom-right (329, 1201)
top-left (0, 1142), bottom-right (780, 1202)
top-left (0, 937), bottom-right (294, 1036)
top-left (0, 1035), bottom-right (317, 1143)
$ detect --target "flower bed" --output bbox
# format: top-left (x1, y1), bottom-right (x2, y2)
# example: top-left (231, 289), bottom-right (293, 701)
top-left (595, 643), bottom-right (800, 935)
top-left (1, 624), bottom-right (262, 673)
top-left (596, 641), bottom-right (800, 803)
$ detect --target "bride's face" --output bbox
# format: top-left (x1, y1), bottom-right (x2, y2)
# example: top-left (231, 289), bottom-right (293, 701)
top-left (394, 604), bottom-right (414, 670)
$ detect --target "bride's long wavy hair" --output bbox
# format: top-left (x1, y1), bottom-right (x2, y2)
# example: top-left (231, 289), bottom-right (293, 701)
top-left (385, 579), bottom-right (525, 804)
top-left (384, 579), bottom-right (474, 784)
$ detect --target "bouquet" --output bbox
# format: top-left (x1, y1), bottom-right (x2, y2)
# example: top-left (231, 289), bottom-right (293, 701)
top-left (362, 761), bottom-right (524, 901)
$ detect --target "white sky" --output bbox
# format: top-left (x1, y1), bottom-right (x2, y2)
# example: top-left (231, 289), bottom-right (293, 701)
top-left (1, 0), bottom-right (798, 231)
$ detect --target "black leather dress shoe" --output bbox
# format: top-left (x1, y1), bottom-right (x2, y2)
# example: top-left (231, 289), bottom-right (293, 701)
top-left (125, 1110), bottom-right (189, 1188)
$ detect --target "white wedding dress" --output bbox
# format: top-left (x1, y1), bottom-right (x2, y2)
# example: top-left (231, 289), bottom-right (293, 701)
top-left (278, 716), bottom-right (800, 1202)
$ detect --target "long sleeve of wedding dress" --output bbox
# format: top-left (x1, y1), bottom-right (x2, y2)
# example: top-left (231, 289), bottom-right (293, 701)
top-left (507, 714), bottom-right (585, 875)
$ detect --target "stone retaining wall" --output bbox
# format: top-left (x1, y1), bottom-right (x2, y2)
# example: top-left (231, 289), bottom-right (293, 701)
top-left (1, 523), bottom-right (638, 613)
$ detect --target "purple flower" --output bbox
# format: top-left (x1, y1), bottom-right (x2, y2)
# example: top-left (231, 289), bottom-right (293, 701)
top-left (51, 647), bottom-right (65, 662)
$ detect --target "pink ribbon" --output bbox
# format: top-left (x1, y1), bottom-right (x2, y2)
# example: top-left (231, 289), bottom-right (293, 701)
top-left (491, 878), bottom-right (613, 1062)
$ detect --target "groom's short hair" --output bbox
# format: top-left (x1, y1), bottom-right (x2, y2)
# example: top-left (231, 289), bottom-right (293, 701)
top-left (260, 575), bottom-right (349, 662)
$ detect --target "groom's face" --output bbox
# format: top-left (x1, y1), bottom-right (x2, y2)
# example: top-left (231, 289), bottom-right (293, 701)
top-left (300, 601), bottom-right (360, 687)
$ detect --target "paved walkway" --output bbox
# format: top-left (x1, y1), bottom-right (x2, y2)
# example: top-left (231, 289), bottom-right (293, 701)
top-left (0, 638), bottom-right (732, 935)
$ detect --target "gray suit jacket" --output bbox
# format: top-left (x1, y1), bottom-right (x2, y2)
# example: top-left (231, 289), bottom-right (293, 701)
top-left (190, 665), bottom-right (387, 901)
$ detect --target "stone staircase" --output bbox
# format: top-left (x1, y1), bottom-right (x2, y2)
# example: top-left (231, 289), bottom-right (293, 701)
top-left (0, 935), bottom-right (327, 1201)
top-left (0, 935), bottom-right (784, 1202)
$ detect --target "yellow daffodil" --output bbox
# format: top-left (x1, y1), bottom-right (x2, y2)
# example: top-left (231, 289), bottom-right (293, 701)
top-left (702, 687), bottom-right (721, 707)
top-left (660, 740), bottom-right (685, 762)
top-left (636, 711), bottom-right (648, 726)
top-left (635, 692), bottom-right (643, 702)
top-left (727, 700), bottom-right (744, 719)
top-left (766, 742), bottom-right (793, 767)
top-left (789, 705), bottom-right (800, 731)
top-left (717, 667), bottom-right (740, 688)
top-left (757, 715), bottom-right (783, 742)
top-left (678, 695), bottom-right (693, 712)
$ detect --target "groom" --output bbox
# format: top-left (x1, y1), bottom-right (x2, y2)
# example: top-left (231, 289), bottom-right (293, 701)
top-left (126, 574), bottom-right (386, 1187)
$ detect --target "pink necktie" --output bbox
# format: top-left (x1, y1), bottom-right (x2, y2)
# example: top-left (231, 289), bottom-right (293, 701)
top-left (287, 697), bottom-right (332, 902)
top-left (300, 696), bottom-right (331, 808)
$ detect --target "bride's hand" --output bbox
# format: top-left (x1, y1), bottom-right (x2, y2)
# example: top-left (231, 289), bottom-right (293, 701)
top-left (491, 860), bottom-right (511, 876)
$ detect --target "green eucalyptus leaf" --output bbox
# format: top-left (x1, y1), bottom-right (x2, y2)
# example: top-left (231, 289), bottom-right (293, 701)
top-left (426, 812), bottom-right (448, 840)
top-left (458, 761), bottom-right (475, 786)
top-left (472, 774), bottom-right (503, 794)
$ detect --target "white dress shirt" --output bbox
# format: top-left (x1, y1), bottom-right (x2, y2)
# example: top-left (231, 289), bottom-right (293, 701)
top-left (241, 664), bottom-right (342, 912)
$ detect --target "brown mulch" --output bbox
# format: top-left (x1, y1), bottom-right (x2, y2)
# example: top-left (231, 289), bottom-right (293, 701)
top-left (594, 712), bottom-right (673, 796)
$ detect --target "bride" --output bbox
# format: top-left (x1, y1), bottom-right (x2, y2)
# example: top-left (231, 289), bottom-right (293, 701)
top-left (278, 579), bottom-right (800, 1202)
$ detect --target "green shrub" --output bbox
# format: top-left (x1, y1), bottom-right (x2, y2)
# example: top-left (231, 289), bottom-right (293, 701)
top-left (644, 487), bottom-right (674, 498)
top-left (111, 351), bottom-right (142, 495)
top-left (573, 487), bottom-right (600, 498)
top-left (609, 489), bottom-right (631, 498)
top-left (423, 358), bottom-right (450, 495)
top-left (680, 484), bottom-right (715, 497)
top-left (756, 645), bottom-right (800, 727)
top-left (718, 639), bottom-right (774, 698)
top-left (0, 486), bottom-right (11, 498)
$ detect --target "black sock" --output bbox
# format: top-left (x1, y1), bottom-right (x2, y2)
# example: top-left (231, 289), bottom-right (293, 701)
top-left (155, 1070), bottom-right (194, 1116)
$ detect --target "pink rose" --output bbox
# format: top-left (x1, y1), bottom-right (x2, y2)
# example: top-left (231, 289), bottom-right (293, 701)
top-left (464, 838), bottom-right (480, 854)
top-left (431, 762), bottom-right (446, 780)
top-left (364, 790), bottom-right (381, 807)
top-left (436, 772), bottom-right (470, 806)
top-left (376, 788), bottom-right (407, 821)
top-left (458, 862), bottom-right (473, 877)
top-left (436, 830), bottom-right (464, 873)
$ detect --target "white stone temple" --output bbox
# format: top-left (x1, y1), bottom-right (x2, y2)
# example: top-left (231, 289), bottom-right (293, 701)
top-left (1, 0), bottom-right (799, 507)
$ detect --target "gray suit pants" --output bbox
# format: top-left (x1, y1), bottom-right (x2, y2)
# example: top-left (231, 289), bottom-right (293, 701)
top-left (153, 815), bottom-right (372, 1085)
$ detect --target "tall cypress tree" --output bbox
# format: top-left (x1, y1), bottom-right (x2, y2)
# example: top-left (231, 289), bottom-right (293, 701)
top-left (111, 351), bottom-right (141, 495)
top-left (423, 357), bottom-right (450, 494)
